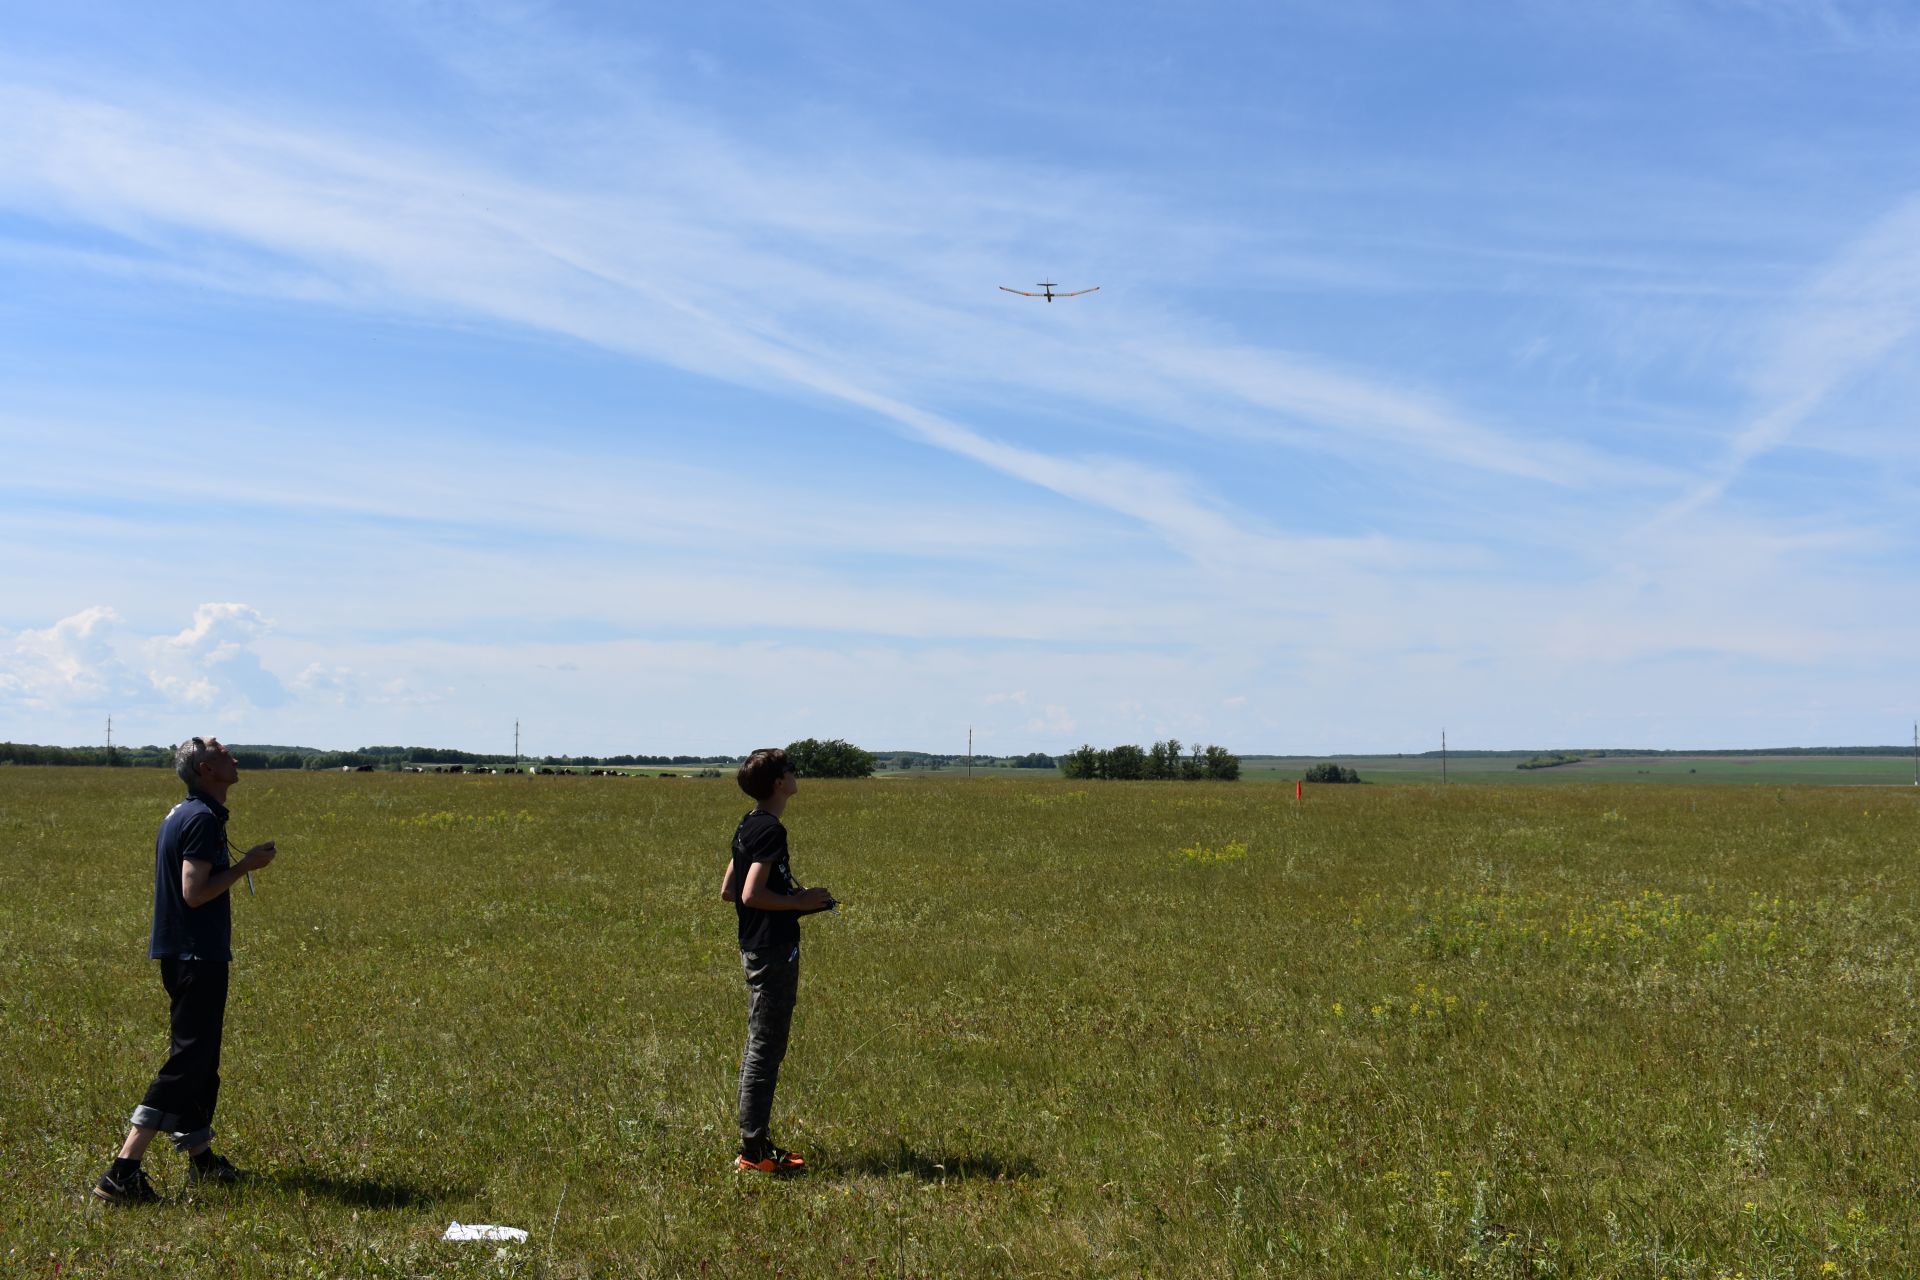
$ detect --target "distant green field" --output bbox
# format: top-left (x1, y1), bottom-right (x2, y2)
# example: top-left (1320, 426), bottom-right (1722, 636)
top-left (876, 753), bottom-right (1920, 787)
top-left (7, 769), bottom-right (1920, 1276)
top-left (875, 763), bottom-right (1061, 780)
top-left (1243, 754), bottom-right (1920, 787)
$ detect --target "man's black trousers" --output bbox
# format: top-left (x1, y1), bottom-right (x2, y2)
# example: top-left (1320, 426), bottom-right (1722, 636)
top-left (130, 958), bottom-right (228, 1151)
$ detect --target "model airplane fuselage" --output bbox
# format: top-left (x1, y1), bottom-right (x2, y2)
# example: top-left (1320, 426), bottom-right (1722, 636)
top-left (1000, 281), bottom-right (1099, 302)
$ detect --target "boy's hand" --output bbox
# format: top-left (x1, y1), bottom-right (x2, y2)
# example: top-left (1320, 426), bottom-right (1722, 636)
top-left (797, 886), bottom-right (834, 910)
top-left (240, 841), bottom-right (277, 871)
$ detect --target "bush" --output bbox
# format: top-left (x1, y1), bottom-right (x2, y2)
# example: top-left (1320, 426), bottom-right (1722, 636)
top-left (1303, 763), bottom-right (1362, 784)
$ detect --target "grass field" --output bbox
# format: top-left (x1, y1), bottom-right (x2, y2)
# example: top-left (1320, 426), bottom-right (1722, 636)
top-left (5, 768), bottom-right (1919, 1277)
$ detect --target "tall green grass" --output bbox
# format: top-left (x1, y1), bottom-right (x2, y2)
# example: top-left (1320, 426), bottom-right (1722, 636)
top-left (3, 769), bottom-right (1917, 1277)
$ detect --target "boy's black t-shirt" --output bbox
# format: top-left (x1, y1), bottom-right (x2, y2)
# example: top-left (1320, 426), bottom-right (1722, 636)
top-left (731, 809), bottom-right (799, 955)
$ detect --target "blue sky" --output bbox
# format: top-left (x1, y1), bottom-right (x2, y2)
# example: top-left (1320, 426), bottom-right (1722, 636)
top-left (4, 1), bottom-right (1919, 756)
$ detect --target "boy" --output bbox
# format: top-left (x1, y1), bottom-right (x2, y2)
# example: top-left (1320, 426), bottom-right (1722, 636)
top-left (719, 747), bottom-right (834, 1173)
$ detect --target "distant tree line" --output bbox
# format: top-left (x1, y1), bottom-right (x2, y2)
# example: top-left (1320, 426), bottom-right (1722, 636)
top-left (1058, 740), bottom-right (1240, 781)
top-left (785, 737), bottom-right (875, 779)
top-left (0, 742), bottom-right (172, 767)
top-left (358, 745), bottom-right (506, 764)
top-left (0, 741), bottom-right (747, 771)
top-left (1515, 752), bottom-right (1583, 771)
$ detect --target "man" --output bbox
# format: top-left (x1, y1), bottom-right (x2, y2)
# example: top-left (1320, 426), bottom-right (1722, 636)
top-left (719, 747), bottom-right (834, 1174)
top-left (93, 736), bottom-right (276, 1205)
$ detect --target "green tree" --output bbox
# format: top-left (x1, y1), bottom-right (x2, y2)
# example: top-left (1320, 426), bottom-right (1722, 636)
top-left (784, 737), bottom-right (875, 779)
top-left (1180, 745), bottom-right (1205, 781)
top-left (1147, 738), bottom-right (1182, 780)
top-left (1203, 745), bottom-right (1241, 781)
top-left (1106, 744), bottom-right (1147, 780)
top-left (1059, 745), bottom-right (1100, 779)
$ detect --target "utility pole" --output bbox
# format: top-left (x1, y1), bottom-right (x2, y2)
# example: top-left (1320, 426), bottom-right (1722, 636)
top-left (1441, 728), bottom-right (1447, 785)
top-left (967, 726), bottom-right (973, 777)
top-left (514, 719), bottom-right (520, 769)
top-left (106, 716), bottom-right (112, 752)
top-left (1912, 721), bottom-right (1917, 787)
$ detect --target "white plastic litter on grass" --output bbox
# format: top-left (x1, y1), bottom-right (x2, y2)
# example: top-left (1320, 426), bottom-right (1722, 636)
top-left (443, 1222), bottom-right (528, 1242)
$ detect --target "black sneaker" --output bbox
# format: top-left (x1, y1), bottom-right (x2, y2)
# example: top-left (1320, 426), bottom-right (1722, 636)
top-left (93, 1163), bottom-right (160, 1205)
top-left (186, 1152), bottom-right (247, 1186)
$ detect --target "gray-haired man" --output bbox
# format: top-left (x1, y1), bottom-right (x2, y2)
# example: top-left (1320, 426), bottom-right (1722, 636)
top-left (93, 736), bottom-right (276, 1205)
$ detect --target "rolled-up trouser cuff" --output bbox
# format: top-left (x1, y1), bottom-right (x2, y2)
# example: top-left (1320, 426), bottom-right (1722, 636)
top-left (128, 1107), bottom-right (213, 1152)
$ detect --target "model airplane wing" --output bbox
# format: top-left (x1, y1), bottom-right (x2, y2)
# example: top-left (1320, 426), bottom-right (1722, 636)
top-left (999, 286), bottom-right (1041, 296)
top-left (1056, 286), bottom-right (1100, 298)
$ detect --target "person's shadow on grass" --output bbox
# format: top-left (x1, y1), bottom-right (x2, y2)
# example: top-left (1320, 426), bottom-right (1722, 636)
top-left (835, 1141), bottom-right (1039, 1182)
top-left (264, 1167), bottom-right (464, 1209)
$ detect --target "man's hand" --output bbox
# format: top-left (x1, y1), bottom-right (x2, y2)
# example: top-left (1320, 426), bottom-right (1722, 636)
top-left (797, 886), bottom-right (834, 910)
top-left (184, 841), bottom-right (276, 907)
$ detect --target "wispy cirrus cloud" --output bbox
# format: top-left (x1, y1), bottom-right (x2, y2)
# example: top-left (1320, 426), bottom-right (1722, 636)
top-left (1659, 194), bottom-right (1920, 523)
top-left (0, 71), bottom-right (1629, 573)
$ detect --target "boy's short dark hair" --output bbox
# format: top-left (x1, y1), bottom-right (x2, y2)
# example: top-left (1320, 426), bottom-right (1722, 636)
top-left (737, 748), bottom-right (794, 802)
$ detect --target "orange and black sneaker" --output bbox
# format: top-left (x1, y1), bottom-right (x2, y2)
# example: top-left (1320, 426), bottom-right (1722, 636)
top-left (735, 1145), bottom-right (806, 1175)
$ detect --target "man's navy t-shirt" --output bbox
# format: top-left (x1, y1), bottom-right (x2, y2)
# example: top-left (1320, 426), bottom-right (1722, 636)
top-left (149, 790), bottom-right (232, 961)
top-left (731, 809), bottom-right (799, 956)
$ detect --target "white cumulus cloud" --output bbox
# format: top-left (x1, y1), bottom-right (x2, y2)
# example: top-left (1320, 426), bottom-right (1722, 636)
top-left (146, 604), bottom-right (289, 709)
top-left (0, 603), bottom-right (292, 723)
top-left (0, 606), bottom-right (145, 709)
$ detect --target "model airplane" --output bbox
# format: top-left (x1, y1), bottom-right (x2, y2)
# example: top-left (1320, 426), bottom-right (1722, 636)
top-left (999, 282), bottom-right (1099, 302)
